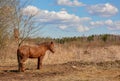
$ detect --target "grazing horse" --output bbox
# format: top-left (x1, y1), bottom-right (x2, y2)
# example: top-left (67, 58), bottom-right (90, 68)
top-left (17, 41), bottom-right (55, 72)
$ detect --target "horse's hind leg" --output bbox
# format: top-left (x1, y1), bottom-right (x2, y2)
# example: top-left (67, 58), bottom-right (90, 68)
top-left (19, 57), bottom-right (27, 72)
top-left (17, 53), bottom-right (20, 72)
top-left (19, 62), bottom-right (25, 72)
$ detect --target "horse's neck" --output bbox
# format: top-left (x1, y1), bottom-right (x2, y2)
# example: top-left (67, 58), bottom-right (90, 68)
top-left (38, 44), bottom-right (49, 51)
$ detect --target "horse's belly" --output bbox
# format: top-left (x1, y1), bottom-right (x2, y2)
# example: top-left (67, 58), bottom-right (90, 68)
top-left (29, 53), bottom-right (41, 58)
top-left (29, 55), bottom-right (39, 58)
top-left (29, 57), bottom-right (37, 59)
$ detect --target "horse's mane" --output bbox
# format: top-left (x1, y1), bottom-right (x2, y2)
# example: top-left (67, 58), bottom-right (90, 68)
top-left (36, 42), bottom-right (50, 46)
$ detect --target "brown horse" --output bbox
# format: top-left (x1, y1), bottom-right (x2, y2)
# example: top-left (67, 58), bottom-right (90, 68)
top-left (17, 41), bottom-right (55, 72)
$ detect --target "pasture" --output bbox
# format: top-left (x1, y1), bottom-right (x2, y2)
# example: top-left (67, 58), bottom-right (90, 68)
top-left (0, 39), bottom-right (120, 81)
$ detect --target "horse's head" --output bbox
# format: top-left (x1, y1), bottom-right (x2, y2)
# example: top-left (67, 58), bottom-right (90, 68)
top-left (48, 41), bottom-right (55, 53)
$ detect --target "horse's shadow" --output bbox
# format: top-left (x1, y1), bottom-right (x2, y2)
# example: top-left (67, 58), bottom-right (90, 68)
top-left (0, 65), bottom-right (18, 73)
top-left (3, 70), bottom-right (19, 73)
top-left (2, 68), bottom-right (33, 73)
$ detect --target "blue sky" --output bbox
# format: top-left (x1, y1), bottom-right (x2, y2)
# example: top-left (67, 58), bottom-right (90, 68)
top-left (22, 0), bottom-right (120, 38)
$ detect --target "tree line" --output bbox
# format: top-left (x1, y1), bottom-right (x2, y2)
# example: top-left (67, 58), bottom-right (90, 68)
top-left (55, 34), bottom-right (120, 44)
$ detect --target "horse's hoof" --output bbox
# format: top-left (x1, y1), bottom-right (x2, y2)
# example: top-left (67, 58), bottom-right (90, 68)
top-left (19, 70), bottom-right (25, 72)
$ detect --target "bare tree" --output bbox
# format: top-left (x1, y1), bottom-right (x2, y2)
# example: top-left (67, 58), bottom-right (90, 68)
top-left (11, 0), bottom-right (43, 47)
top-left (0, 0), bottom-right (43, 48)
top-left (0, 0), bottom-right (15, 48)
top-left (14, 28), bottom-right (19, 42)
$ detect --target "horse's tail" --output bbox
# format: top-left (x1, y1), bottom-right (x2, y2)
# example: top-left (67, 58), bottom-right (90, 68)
top-left (17, 49), bottom-right (20, 71)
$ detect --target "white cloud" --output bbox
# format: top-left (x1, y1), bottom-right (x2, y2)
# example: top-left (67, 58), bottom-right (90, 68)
top-left (22, 5), bottom-right (39, 16)
top-left (90, 20), bottom-right (120, 30)
top-left (57, 0), bottom-right (86, 7)
top-left (59, 25), bottom-right (68, 29)
top-left (77, 25), bottom-right (90, 32)
top-left (90, 21), bottom-right (104, 27)
top-left (108, 21), bottom-right (120, 30)
top-left (22, 5), bottom-right (91, 32)
top-left (87, 3), bottom-right (118, 17)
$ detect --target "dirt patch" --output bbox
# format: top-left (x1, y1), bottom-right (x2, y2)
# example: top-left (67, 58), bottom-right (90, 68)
top-left (0, 61), bottom-right (120, 81)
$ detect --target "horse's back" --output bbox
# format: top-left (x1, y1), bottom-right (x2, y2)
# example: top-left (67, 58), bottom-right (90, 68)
top-left (17, 42), bottom-right (52, 58)
top-left (18, 45), bottom-right (42, 58)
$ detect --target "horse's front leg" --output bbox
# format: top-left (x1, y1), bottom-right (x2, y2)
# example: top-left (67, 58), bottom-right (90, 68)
top-left (37, 55), bottom-right (44, 69)
top-left (37, 57), bottom-right (40, 69)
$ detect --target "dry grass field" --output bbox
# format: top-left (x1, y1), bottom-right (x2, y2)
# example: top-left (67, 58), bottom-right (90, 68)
top-left (0, 61), bottom-right (120, 81)
top-left (0, 41), bottom-right (120, 81)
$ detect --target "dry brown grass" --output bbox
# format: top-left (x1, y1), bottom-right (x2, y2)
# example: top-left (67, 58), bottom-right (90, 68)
top-left (0, 41), bottom-right (120, 66)
top-left (0, 41), bottom-right (120, 81)
top-left (0, 61), bottom-right (120, 81)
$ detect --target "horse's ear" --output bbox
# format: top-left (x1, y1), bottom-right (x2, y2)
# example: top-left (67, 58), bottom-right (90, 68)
top-left (51, 41), bottom-right (53, 44)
